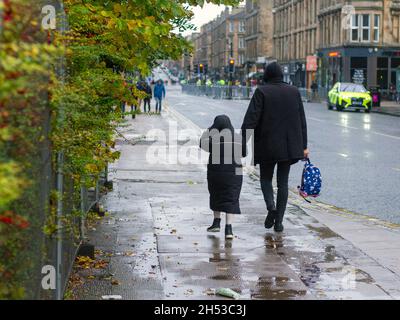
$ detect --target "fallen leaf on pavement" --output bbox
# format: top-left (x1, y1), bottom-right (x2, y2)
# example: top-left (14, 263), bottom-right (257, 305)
top-left (185, 289), bottom-right (194, 295)
top-left (204, 289), bottom-right (216, 296)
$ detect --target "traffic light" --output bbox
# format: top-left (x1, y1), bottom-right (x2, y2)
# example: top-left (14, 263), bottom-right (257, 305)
top-left (229, 59), bottom-right (235, 73)
top-left (204, 64), bottom-right (208, 75)
top-left (187, 65), bottom-right (191, 72)
top-left (194, 64), bottom-right (198, 73)
top-left (199, 63), bottom-right (204, 74)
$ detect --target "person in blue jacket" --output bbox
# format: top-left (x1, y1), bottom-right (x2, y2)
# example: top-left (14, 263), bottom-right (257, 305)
top-left (154, 80), bottom-right (166, 114)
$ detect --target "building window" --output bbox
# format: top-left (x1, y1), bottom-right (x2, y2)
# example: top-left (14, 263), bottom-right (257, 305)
top-left (239, 37), bottom-right (245, 49)
top-left (239, 20), bottom-right (245, 33)
top-left (351, 14), bottom-right (371, 42)
top-left (374, 14), bottom-right (380, 42)
top-left (362, 14), bottom-right (370, 42)
top-left (351, 57), bottom-right (368, 86)
top-left (351, 14), bottom-right (359, 42)
top-left (239, 53), bottom-right (245, 66)
top-left (229, 21), bottom-right (234, 33)
top-left (377, 57), bottom-right (388, 90)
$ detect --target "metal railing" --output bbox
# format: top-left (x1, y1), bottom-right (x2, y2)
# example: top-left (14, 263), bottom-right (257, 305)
top-left (182, 84), bottom-right (331, 104)
top-left (299, 88), bottom-right (329, 103)
top-left (181, 84), bottom-right (254, 100)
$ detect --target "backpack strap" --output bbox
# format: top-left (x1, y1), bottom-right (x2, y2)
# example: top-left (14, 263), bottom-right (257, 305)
top-left (297, 186), bottom-right (312, 203)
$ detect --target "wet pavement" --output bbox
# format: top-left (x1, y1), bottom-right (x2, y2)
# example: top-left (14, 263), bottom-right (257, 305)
top-left (373, 101), bottom-right (400, 117)
top-left (68, 106), bottom-right (400, 300)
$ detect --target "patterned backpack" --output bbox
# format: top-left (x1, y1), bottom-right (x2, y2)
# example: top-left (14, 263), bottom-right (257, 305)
top-left (298, 159), bottom-right (322, 203)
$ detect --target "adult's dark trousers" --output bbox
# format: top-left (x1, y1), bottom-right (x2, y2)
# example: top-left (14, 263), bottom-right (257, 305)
top-left (260, 161), bottom-right (291, 223)
top-left (130, 105), bottom-right (137, 119)
top-left (144, 99), bottom-right (151, 112)
top-left (155, 97), bottom-right (162, 113)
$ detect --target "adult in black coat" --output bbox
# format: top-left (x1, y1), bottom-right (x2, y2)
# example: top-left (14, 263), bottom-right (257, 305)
top-left (241, 62), bottom-right (309, 232)
top-left (200, 115), bottom-right (247, 239)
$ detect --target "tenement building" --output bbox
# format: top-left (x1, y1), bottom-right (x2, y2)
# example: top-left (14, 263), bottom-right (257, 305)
top-left (273, 0), bottom-right (319, 87)
top-left (317, 0), bottom-right (400, 93)
top-left (245, 0), bottom-right (275, 76)
top-left (210, 7), bottom-right (246, 81)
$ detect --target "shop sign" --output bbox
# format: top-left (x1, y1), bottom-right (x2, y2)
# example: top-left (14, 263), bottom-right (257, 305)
top-left (352, 69), bottom-right (365, 85)
top-left (306, 56), bottom-right (318, 72)
top-left (329, 51), bottom-right (341, 57)
top-left (283, 65), bottom-right (289, 74)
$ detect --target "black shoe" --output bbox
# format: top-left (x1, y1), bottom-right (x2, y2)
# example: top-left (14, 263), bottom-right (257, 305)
top-left (225, 224), bottom-right (234, 240)
top-left (207, 218), bottom-right (221, 232)
top-left (274, 221), bottom-right (284, 233)
top-left (265, 210), bottom-right (277, 229)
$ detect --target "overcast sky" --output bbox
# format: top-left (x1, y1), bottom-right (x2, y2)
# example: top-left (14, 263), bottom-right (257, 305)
top-left (182, 3), bottom-right (226, 36)
top-left (179, 2), bottom-right (245, 36)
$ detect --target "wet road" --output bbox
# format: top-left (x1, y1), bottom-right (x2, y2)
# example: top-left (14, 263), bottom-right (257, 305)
top-left (164, 85), bottom-right (400, 224)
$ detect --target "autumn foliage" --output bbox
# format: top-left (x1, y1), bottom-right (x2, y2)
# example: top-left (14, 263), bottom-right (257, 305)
top-left (0, 0), bottom-right (239, 299)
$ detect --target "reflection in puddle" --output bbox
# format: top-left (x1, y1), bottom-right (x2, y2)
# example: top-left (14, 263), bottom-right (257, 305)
top-left (251, 276), bottom-right (307, 300)
top-left (265, 235), bottom-right (284, 249)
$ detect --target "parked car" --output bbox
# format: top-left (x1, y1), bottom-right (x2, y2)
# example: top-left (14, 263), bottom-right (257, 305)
top-left (328, 82), bottom-right (372, 113)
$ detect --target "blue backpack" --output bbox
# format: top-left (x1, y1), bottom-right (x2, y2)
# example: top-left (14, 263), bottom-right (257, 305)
top-left (298, 159), bottom-right (322, 202)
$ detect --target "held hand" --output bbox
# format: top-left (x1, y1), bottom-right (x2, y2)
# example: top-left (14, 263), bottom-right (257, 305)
top-left (304, 148), bottom-right (310, 159)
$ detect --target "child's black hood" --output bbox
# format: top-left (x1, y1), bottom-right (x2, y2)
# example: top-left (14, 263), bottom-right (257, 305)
top-left (210, 115), bottom-right (234, 132)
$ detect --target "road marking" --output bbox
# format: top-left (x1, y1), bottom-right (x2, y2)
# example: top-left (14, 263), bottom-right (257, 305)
top-left (309, 116), bottom-right (400, 140)
top-left (393, 168), bottom-right (400, 172)
top-left (338, 153), bottom-right (349, 158)
top-left (371, 131), bottom-right (400, 141)
top-left (308, 117), bottom-right (326, 123)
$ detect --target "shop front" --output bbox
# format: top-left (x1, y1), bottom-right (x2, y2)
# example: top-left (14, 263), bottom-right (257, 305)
top-left (280, 61), bottom-right (306, 87)
top-left (318, 47), bottom-right (400, 98)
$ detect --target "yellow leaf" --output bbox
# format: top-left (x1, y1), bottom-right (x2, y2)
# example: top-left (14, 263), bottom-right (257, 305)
top-left (127, 20), bottom-right (137, 31)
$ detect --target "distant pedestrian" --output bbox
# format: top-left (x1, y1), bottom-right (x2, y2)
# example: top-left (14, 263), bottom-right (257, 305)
top-left (136, 81), bottom-right (146, 112)
top-left (143, 82), bottom-right (152, 113)
top-left (389, 83), bottom-right (396, 101)
top-left (241, 62), bottom-right (309, 232)
top-left (154, 80), bottom-right (166, 114)
top-left (200, 115), bottom-right (247, 239)
top-left (311, 81), bottom-right (318, 101)
top-left (130, 82), bottom-right (138, 119)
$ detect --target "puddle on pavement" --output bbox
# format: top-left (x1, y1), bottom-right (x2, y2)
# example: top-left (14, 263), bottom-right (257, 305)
top-left (252, 289), bottom-right (307, 300)
top-left (251, 276), bottom-right (307, 299)
top-left (300, 264), bottom-right (321, 287)
top-left (265, 235), bottom-right (284, 249)
top-left (305, 225), bottom-right (339, 239)
top-left (210, 274), bottom-right (237, 281)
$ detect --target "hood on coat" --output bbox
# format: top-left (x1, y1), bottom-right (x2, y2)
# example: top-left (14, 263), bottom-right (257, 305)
top-left (210, 115), bottom-right (234, 132)
top-left (263, 62), bottom-right (284, 83)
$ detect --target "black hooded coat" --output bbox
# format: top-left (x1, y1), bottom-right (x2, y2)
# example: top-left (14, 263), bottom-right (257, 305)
top-left (200, 115), bottom-right (247, 214)
top-left (241, 62), bottom-right (308, 165)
